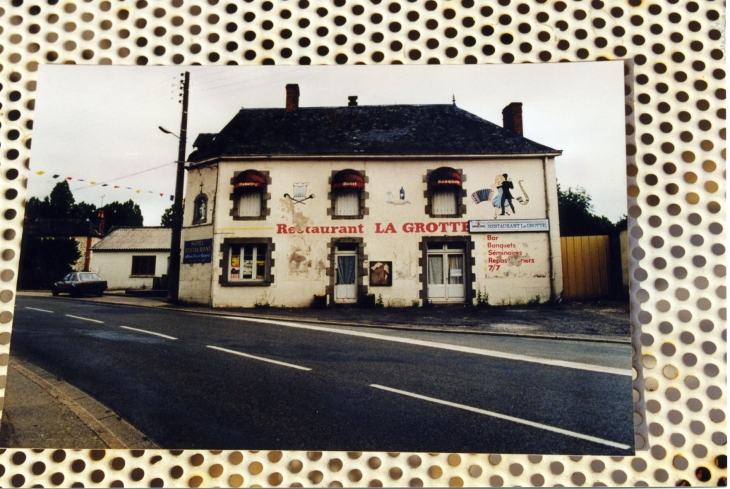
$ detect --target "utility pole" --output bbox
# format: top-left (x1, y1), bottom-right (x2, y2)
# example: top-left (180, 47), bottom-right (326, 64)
top-left (167, 71), bottom-right (190, 303)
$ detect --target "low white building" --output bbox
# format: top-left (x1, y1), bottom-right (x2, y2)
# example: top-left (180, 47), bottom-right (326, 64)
top-left (91, 227), bottom-right (171, 290)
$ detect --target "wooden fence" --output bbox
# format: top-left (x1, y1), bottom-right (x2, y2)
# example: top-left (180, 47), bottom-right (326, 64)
top-left (560, 235), bottom-right (612, 300)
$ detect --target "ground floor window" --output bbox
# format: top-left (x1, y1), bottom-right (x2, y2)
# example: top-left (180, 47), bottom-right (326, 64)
top-left (219, 238), bottom-right (274, 286)
top-left (131, 256), bottom-right (156, 276)
top-left (229, 244), bottom-right (267, 281)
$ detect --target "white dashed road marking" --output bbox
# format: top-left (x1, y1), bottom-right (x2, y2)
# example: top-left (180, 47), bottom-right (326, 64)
top-left (65, 314), bottom-right (104, 324)
top-left (206, 345), bottom-right (312, 371)
top-left (120, 326), bottom-right (178, 340)
top-left (25, 307), bottom-right (54, 313)
top-left (370, 384), bottom-right (631, 450)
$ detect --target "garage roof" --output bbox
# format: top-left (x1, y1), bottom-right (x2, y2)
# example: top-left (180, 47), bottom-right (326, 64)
top-left (92, 227), bottom-right (171, 251)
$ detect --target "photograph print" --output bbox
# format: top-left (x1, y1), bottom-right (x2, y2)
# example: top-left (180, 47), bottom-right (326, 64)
top-left (9, 62), bottom-right (633, 453)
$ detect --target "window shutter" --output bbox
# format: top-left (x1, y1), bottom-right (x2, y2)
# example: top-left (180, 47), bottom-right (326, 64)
top-left (335, 190), bottom-right (360, 216)
top-left (432, 190), bottom-right (457, 215)
top-left (238, 191), bottom-right (262, 217)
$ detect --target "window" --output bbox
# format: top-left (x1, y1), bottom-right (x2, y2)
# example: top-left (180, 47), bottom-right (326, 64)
top-left (228, 244), bottom-right (267, 281)
top-left (230, 170), bottom-right (269, 220)
top-left (193, 194), bottom-right (208, 224)
top-left (131, 256), bottom-right (156, 276)
top-left (220, 238), bottom-right (274, 286)
top-left (79, 273), bottom-right (103, 281)
top-left (330, 169), bottom-right (367, 219)
top-left (426, 167), bottom-right (465, 217)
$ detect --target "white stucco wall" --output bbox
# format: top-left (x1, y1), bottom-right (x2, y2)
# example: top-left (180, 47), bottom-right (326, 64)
top-left (92, 251), bottom-right (170, 290)
top-left (182, 156), bottom-right (563, 308)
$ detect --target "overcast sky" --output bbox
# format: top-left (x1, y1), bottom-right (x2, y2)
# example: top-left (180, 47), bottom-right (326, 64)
top-left (32, 62), bottom-right (627, 224)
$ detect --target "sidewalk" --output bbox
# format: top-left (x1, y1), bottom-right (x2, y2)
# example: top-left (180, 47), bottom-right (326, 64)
top-left (0, 357), bottom-right (157, 449)
top-left (19, 291), bottom-right (631, 343)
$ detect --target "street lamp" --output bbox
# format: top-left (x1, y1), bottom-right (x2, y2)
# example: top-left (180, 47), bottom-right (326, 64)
top-left (159, 71), bottom-right (190, 304)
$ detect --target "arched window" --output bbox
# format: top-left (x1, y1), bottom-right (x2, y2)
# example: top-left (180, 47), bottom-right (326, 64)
top-left (232, 170), bottom-right (267, 219)
top-left (331, 169), bottom-right (365, 218)
top-left (193, 194), bottom-right (208, 224)
top-left (427, 167), bottom-right (464, 217)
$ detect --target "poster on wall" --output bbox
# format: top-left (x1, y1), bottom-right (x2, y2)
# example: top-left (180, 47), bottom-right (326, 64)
top-left (369, 261), bottom-right (392, 286)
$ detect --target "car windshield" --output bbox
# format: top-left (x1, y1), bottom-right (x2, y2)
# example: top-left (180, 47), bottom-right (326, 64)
top-left (79, 273), bottom-right (102, 281)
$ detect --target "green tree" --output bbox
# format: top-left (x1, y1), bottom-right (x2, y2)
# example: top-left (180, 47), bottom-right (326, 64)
top-left (160, 204), bottom-right (174, 227)
top-left (18, 236), bottom-right (81, 289)
top-left (100, 200), bottom-right (144, 230)
top-left (557, 185), bottom-right (619, 236)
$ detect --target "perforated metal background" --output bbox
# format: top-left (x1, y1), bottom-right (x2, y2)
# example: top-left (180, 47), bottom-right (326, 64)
top-left (0, 0), bottom-right (725, 486)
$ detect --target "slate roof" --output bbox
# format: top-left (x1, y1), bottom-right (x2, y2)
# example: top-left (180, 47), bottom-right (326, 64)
top-left (25, 219), bottom-right (102, 238)
top-left (92, 227), bottom-right (171, 251)
top-left (187, 104), bottom-right (561, 162)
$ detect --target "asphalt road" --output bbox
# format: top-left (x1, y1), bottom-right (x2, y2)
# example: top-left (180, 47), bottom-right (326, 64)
top-left (11, 296), bottom-right (635, 454)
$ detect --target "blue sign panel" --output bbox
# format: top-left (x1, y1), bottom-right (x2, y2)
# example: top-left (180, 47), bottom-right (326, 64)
top-left (183, 239), bottom-right (213, 264)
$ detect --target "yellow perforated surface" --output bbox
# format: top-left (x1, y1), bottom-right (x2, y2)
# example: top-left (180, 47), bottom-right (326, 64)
top-left (0, 0), bottom-right (726, 486)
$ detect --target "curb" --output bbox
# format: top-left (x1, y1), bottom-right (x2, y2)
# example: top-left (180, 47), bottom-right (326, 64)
top-left (21, 292), bottom-right (631, 345)
top-left (9, 358), bottom-right (158, 449)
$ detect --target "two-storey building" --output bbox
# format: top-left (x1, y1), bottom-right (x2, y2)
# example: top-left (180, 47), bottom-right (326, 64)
top-left (179, 84), bottom-right (563, 308)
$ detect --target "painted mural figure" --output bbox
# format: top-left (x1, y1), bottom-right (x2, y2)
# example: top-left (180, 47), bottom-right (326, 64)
top-left (499, 173), bottom-right (516, 216)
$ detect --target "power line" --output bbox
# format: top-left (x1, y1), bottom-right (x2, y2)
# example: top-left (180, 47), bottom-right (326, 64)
top-left (70, 161), bottom-right (178, 191)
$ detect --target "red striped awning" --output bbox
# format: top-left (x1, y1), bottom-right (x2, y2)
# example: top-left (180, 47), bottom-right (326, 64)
top-left (332, 170), bottom-right (364, 189)
top-left (429, 168), bottom-right (462, 187)
top-left (233, 170), bottom-right (266, 191)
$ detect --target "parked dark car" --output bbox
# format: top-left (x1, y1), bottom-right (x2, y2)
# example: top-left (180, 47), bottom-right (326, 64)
top-left (52, 272), bottom-right (107, 297)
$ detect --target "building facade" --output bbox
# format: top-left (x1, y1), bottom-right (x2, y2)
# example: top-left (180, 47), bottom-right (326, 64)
top-left (179, 85), bottom-right (563, 308)
top-left (91, 227), bottom-right (171, 290)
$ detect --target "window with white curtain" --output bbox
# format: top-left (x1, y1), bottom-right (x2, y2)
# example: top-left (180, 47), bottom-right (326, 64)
top-left (238, 190), bottom-right (262, 217)
top-left (334, 189), bottom-right (360, 216)
top-left (432, 190), bottom-right (457, 216)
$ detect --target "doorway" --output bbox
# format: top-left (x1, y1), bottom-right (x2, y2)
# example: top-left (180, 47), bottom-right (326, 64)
top-left (426, 242), bottom-right (466, 303)
top-left (334, 243), bottom-right (358, 304)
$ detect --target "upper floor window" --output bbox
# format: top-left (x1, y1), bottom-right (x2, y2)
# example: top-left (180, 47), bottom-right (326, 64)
top-left (193, 194), bottom-right (208, 224)
top-left (231, 170), bottom-right (269, 220)
top-left (427, 167), bottom-right (465, 217)
top-left (330, 170), bottom-right (366, 219)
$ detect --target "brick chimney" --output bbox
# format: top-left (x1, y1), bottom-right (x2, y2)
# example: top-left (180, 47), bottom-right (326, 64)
top-left (96, 209), bottom-right (105, 236)
top-left (348, 96), bottom-right (358, 107)
top-left (502, 102), bottom-right (523, 136)
top-left (285, 84), bottom-right (300, 113)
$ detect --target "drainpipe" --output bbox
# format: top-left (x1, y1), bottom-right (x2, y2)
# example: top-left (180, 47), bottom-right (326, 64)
top-left (542, 156), bottom-right (555, 302)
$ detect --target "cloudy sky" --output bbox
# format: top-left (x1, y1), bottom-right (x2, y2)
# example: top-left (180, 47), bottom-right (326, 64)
top-left (31, 62), bottom-right (627, 225)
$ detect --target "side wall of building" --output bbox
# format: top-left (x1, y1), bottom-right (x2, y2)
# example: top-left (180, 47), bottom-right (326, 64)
top-left (190, 157), bottom-right (562, 308)
top-left (179, 165), bottom-right (218, 305)
top-left (92, 250), bottom-right (170, 290)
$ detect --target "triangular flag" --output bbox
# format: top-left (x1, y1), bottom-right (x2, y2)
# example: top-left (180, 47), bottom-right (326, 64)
top-left (78, 179), bottom-right (85, 182)
top-left (114, 186), bottom-right (120, 189)
top-left (102, 184), bottom-right (108, 187)
top-left (136, 190), bottom-right (141, 193)
top-left (66, 177), bottom-right (73, 180)
top-left (160, 193), bottom-right (164, 197)
top-left (90, 181), bottom-right (96, 185)
top-left (52, 174), bottom-right (60, 178)
top-left (35, 171), bottom-right (45, 175)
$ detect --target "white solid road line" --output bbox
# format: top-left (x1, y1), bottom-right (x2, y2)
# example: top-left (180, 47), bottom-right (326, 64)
top-left (25, 307), bottom-right (53, 313)
top-left (222, 316), bottom-right (631, 377)
top-left (206, 345), bottom-right (312, 371)
top-left (120, 326), bottom-right (178, 340)
top-left (371, 384), bottom-right (632, 450)
top-left (65, 314), bottom-right (104, 324)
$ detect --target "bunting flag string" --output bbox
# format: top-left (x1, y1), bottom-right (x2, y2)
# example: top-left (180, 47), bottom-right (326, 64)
top-left (34, 170), bottom-right (175, 201)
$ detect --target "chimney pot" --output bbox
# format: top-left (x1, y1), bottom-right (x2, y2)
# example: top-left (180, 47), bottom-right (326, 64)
top-left (348, 96), bottom-right (358, 107)
top-left (285, 84), bottom-right (300, 113)
top-left (502, 102), bottom-right (523, 136)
